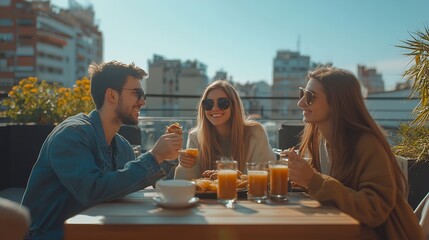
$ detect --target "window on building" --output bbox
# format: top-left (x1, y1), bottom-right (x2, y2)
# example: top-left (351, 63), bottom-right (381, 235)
top-left (39, 51), bottom-right (63, 61)
top-left (0, 0), bottom-right (11, 7)
top-left (16, 66), bottom-right (34, 72)
top-left (0, 18), bottom-right (13, 26)
top-left (0, 59), bottom-right (7, 71)
top-left (16, 46), bottom-right (34, 56)
top-left (46, 66), bottom-right (63, 74)
top-left (17, 18), bottom-right (34, 26)
top-left (0, 33), bottom-right (13, 42)
top-left (0, 50), bottom-right (14, 58)
top-left (19, 35), bottom-right (32, 40)
top-left (0, 78), bottom-right (14, 87)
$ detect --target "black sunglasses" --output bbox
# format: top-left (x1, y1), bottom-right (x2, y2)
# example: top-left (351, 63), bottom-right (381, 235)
top-left (299, 87), bottom-right (314, 106)
top-left (202, 98), bottom-right (231, 111)
top-left (122, 88), bottom-right (146, 101)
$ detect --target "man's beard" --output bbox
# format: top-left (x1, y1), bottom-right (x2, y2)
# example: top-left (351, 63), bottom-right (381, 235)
top-left (115, 99), bottom-right (138, 125)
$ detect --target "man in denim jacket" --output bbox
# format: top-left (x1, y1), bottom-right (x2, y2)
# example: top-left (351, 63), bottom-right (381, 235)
top-left (21, 61), bottom-right (183, 240)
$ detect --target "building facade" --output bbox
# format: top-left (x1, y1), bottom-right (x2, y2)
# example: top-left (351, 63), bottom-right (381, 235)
top-left (357, 64), bottom-right (385, 93)
top-left (145, 54), bottom-right (208, 117)
top-left (0, 0), bottom-right (102, 92)
top-left (271, 50), bottom-right (310, 119)
top-left (234, 80), bottom-right (272, 119)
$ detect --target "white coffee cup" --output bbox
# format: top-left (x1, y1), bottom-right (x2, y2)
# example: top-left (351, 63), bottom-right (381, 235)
top-left (155, 179), bottom-right (196, 204)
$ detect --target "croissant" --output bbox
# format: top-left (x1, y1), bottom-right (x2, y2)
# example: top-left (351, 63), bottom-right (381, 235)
top-left (166, 122), bottom-right (182, 135)
top-left (183, 148), bottom-right (198, 157)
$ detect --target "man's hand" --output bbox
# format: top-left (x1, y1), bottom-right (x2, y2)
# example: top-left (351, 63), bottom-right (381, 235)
top-left (150, 133), bottom-right (182, 163)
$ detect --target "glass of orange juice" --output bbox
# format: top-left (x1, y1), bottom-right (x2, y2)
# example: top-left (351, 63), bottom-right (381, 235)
top-left (269, 159), bottom-right (289, 201)
top-left (246, 162), bottom-right (268, 203)
top-left (216, 160), bottom-right (237, 208)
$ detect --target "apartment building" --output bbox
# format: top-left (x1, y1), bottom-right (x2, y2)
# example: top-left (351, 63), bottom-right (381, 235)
top-left (234, 80), bottom-right (272, 118)
top-left (357, 64), bottom-right (385, 93)
top-left (145, 54), bottom-right (208, 117)
top-left (0, 0), bottom-right (102, 92)
top-left (271, 50), bottom-right (310, 119)
top-left (213, 69), bottom-right (228, 82)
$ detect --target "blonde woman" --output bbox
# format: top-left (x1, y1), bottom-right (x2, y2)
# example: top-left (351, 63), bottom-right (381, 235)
top-left (285, 67), bottom-right (424, 240)
top-left (175, 80), bottom-right (276, 180)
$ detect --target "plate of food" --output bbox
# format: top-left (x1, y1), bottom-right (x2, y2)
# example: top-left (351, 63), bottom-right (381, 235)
top-left (193, 170), bottom-right (248, 199)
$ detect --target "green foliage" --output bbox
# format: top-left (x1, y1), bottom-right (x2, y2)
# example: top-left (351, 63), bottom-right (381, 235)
top-left (1, 77), bottom-right (94, 125)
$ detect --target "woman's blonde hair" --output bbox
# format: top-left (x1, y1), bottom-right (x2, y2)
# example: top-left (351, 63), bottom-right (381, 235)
top-left (195, 80), bottom-right (259, 171)
top-left (299, 67), bottom-right (407, 197)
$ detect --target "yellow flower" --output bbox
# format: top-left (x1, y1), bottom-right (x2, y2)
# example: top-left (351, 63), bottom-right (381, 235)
top-left (24, 83), bottom-right (34, 89)
top-left (2, 76), bottom-right (94, 124)
top-left (81, 96), bottom-right (91, 102)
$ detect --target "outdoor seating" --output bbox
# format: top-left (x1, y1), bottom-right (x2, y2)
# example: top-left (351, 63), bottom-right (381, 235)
top-left (277, 122), bottom-right (304, 149)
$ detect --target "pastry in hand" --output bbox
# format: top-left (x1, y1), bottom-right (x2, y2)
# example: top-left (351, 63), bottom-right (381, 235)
top-left (166, 122), bottom-right (182, 135)
top-left (182, 148), bottom-right (198, 158)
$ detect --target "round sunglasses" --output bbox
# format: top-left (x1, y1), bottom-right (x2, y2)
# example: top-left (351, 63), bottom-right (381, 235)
top-left (202, 98), bottom-right (231, 111)
top-left (121, 88), bottom-right (146, 101)
top-left (299, 87), bottom-right (314, 106)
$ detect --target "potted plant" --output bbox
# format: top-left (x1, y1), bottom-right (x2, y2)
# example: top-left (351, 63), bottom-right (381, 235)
top-left (393, 26), bottom-right (429, 209)
top-left (0, 77), bottom-right (93, 189)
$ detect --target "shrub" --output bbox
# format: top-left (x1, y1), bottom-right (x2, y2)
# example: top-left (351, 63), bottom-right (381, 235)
top-left (1, 77), bottom-right (94, 125)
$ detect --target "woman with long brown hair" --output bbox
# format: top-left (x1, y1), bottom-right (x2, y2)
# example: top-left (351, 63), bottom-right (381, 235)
top-left (285, 67), bottom-right (424, 239)
top-left (175, 80), bottom-right (276, 180)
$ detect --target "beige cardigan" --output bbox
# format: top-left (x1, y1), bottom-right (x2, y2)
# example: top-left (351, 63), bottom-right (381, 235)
top-left (307, 133), bottom-right (424, 240)
top-left (174, 124), bottom-right (276, 180)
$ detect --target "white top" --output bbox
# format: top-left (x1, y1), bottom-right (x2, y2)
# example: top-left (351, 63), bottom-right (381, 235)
top-left (319, 138), bottom-right (331, 174)
top-left (174, 124), bottom-right (277, 180)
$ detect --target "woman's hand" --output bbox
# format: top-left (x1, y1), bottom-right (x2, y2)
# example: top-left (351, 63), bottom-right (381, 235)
top-left (283, 149), bottom-right (314, 188)
top-left (178, 151), bottom-right (197, 168)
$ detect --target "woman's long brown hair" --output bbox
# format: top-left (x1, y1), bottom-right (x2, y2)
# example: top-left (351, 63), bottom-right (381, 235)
top-left (195, 80), bottom-right (259, 171)
top-left (299, 67), bottom-right (407, 197)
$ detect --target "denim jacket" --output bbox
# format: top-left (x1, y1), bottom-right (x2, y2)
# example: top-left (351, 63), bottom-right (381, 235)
top-left (22, 110), bottom-right (172, 239)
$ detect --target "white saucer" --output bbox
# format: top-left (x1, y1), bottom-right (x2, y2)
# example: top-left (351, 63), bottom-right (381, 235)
top-left (153, 197), bottom-right (199, 209)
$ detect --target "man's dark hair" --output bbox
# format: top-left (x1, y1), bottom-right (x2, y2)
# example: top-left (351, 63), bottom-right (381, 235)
top-left (88, 61), bottom-right (147, 109)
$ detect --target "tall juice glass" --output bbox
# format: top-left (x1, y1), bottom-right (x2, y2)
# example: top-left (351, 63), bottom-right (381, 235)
top-left (246, 162), bottom-right (268, 203)
top-left (269, 160), bottom-right (289, 201)
top-left (216, 160), bottom-right (237, 208)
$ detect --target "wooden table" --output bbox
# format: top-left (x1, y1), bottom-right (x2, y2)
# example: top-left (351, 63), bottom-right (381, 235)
top-left (64, 189), bottom-right (361, 240)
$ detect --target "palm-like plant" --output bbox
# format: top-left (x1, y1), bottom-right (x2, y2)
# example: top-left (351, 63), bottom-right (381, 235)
top-left (399, 26), bottom-right (429, 126)
top-left (393, 26), bottom-right (429, 161)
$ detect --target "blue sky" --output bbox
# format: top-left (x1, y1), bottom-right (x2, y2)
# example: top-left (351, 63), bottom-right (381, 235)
top-left (51, 0), bottom-right (429, 90)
